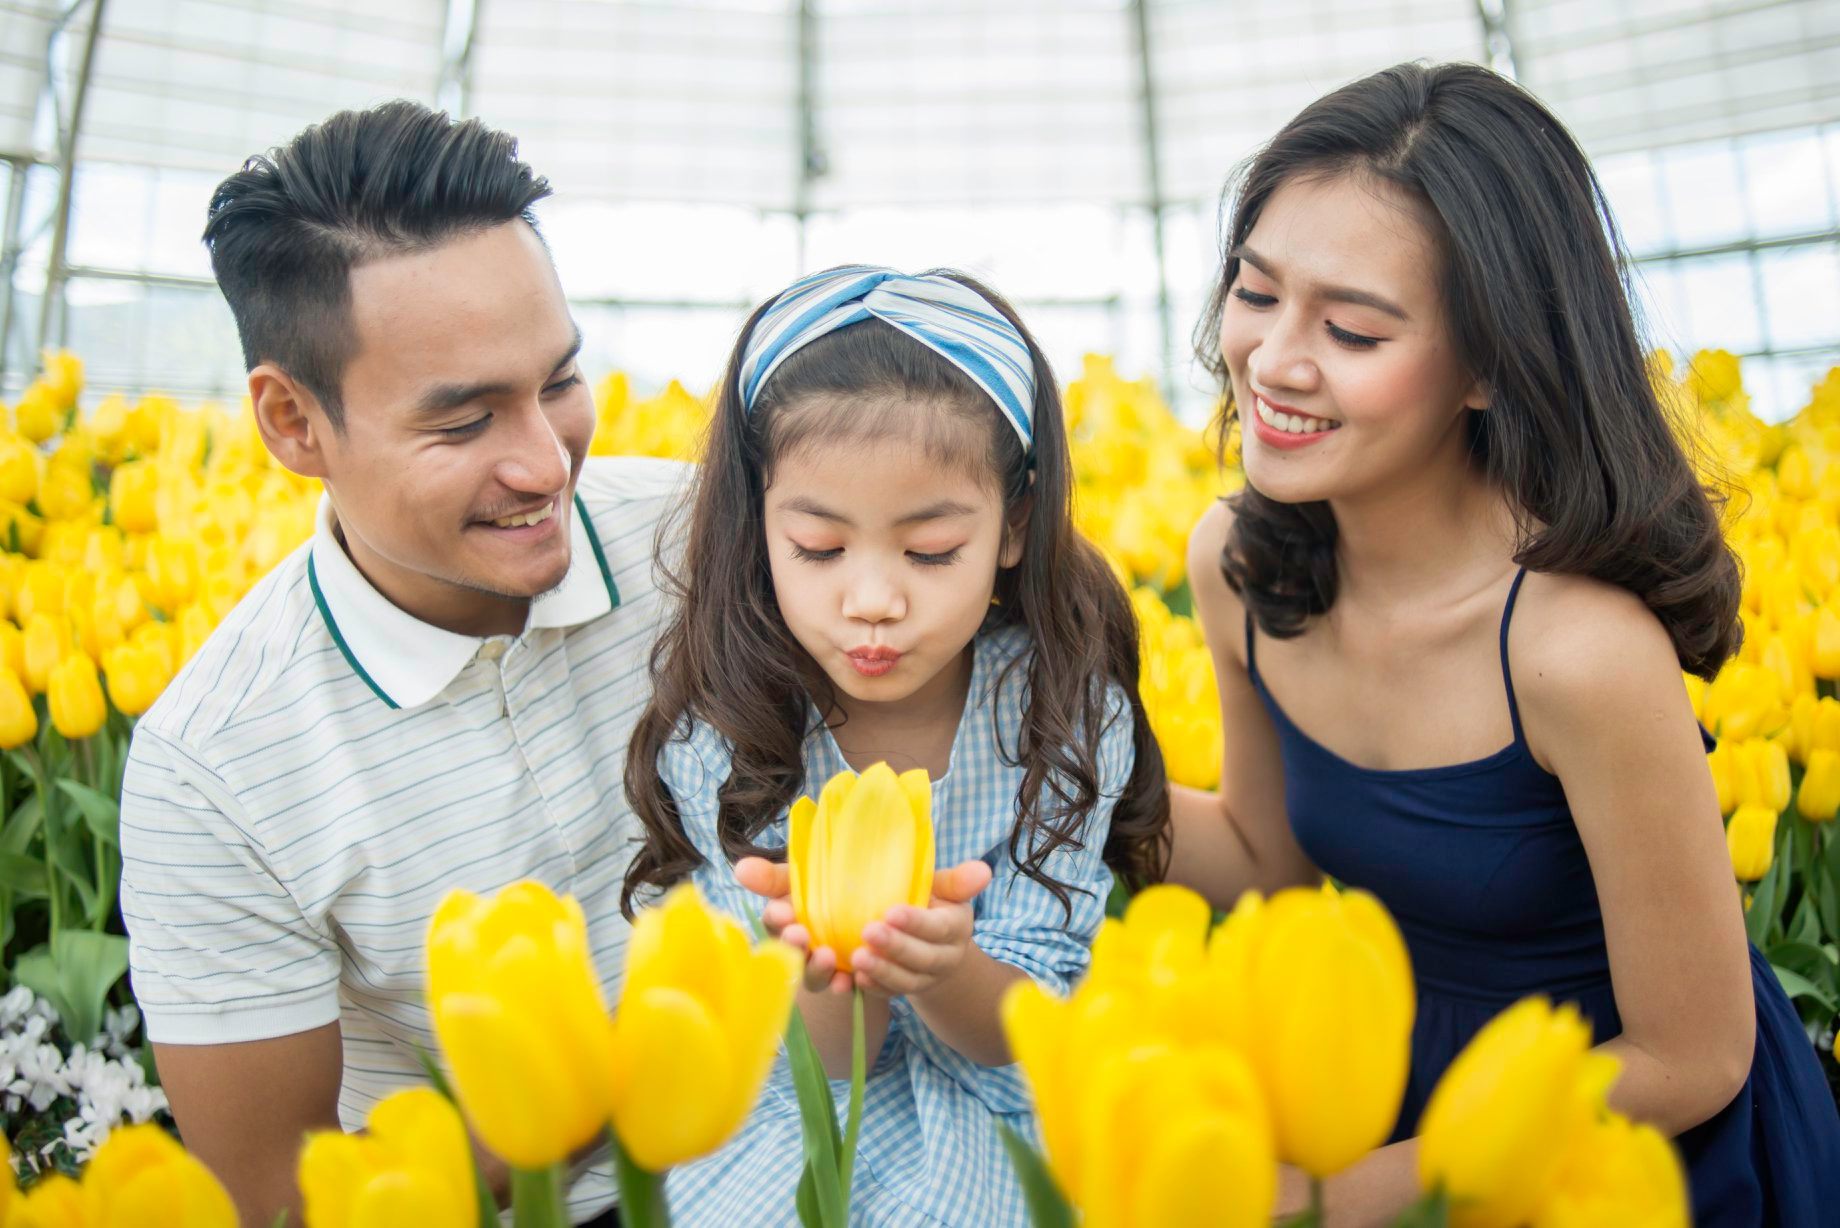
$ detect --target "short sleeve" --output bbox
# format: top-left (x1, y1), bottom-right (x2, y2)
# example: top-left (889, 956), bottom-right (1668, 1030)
top-left (972, 687), bottom-right (1133, 994)
top-left (119, 728), bottom-right (341, 1044)
top-left (657, 724), bottom-right (774, 933)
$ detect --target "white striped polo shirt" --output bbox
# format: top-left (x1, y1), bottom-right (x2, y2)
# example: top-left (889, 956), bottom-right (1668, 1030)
top-left (120, 455), bottom-right (691, 1222)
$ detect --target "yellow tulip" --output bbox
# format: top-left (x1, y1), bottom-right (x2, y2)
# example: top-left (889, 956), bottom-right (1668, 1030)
top-left (789, 762), bottom-right (934, 971)
top-left (1799, 749), bottom-right (1840, 822)
top-left (0, 666), bottom-right (38, 749)
top-left (1777, 445), bottom-right (1816, 500)
top-left (49, 653), bottom-right (107, 739)
top-left (299, 1087), bottom-right (477, 1228)
top-left (1002, 978), bottom-right (1274, 1227)
top-left (0, 619), bottom-right (24, 681)
top-left (12, 1172), bottom-right (85, 1228)
top-left (426, 880), bottom-right (618, 1169)
top-left (177, 603), bottom-right (214, 663)
top-left (109, 462), bottom-right (159, 535)
top-left (145, 538), bottom-right (199, 613)
top-left (14, 383), bottom-right (60, 444)
top-left (16, 561), bottom-right (66, 624)
top-left (608, 883), bottom-right (801, 1172)
top-left (40, 351), bottom-right (82, 409)
top-left (1417, 997), bottom-right (1621, 1228)
top-left (1216, 886), bottom-right (1415, 1179)
top-left (1700, 661), bottom-right (1787, 741)
top-left (0, 1131), bottom-right (14, 1221)
top-left (23, 612), bottom-right (71, 695)
top-left (104, 643), bottom-right (170, 718)
top-left (1726, 804), bottom-right (1777, 881)
top-left (1530, 1111), bottom-right (1690, 1228)
top-left (1077, 1044), bottom-right (1274, 1228)
top-left (0, 434), bottom-right (38, 506)
top-left (0, 499), bottom-right (43, 555)
top-left (80, 1121), bottom-right (237, 1228)
top-left (38, 466), bottom-right (95, 522)
top-left (129, 620), bottom-right (180, 682)
top-left (1728, 737), bottom-right (1791, 813)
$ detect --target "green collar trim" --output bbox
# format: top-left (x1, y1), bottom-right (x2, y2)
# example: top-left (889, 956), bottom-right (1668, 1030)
top-left (308, 554), bottom-right (402, 710)
top-left (574, 491), bottom-right (621, 612)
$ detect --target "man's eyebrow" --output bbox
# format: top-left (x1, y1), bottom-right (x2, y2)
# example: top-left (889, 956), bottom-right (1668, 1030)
top-left (413, 330), bottom-right (585, 415)
top-left (1232, 245), bottom-right (1410, 321)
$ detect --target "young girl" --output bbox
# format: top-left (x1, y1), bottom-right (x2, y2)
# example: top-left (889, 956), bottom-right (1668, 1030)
top-left (623, 266), bottom-right (1169, 1225)
top-left (1171, 62), bottom-right (1840, 1225)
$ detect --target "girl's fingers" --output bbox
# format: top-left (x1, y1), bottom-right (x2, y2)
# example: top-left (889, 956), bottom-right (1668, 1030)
top-left (735, 856), bottom-right (792, 899)
top-left (929, 859), bottom-right (993, 903)
top-left (879, 905), bottom-right (966, 945)
top-left (762, 899), bottom-right (798, 933)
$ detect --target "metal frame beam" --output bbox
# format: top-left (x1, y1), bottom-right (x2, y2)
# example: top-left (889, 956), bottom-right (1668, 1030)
top-left (1130, 0), bottom-right (1177, 405)
top-left (438, 0), bottom-right (482, 116)
top-left (34, 0), bottom-right (109, 365)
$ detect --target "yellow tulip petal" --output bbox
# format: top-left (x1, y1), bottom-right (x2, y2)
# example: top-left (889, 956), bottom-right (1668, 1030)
top-left (610, 986), bottom-right (736, 1172)
top-left (434, 993), bottom-right (603, 1169)
top-left (14, 1173), bottom-right (85, 1228)
top-left (823, 763), bottom-right (921, 967)
top-left (298, 1131), bottom-right (370, 1228)
top-left (788, 795), bottom-right (816, 929)
top-left (897, 768), bottom-right (935, 907)
top-left (1132, 1109), bottom-right (1276, 1228)
top-left (350, 1169), bottom-right (473, 1228)
top-left (365, 1088), bottom-right (475, 1215)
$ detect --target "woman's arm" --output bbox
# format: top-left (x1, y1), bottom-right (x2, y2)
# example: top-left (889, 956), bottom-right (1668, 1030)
top-left (1171, 500), bottom-right (1322, 908)
top-left (1515, 574), bottom-right (1754, 1132)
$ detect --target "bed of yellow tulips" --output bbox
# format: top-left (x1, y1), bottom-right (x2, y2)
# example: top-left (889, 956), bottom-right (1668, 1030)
top-left (1, 344), bottom-right (1837, 1218)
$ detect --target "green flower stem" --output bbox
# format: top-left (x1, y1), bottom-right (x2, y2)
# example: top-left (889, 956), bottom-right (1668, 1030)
top-left (1310, 1177), bottom-right (1325, 1227)
top-left (610, 1128), bottom-right (671, 1228)
top-left (510, 1164), bottom-right (567, 1228)
top-left (839, 987), bottom-right (866, 1209)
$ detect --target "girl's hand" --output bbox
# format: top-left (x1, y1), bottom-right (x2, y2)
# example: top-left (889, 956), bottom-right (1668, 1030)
top-left (851, 860), bottom-right (993, 999)
top-left (733, 856), bottom-right (993, 997)
top-left (734, 855), bottom-right (850, 994)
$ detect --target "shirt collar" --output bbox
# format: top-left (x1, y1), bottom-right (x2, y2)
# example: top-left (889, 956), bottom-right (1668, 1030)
top-left (308, 492), bottom-right (621, 710)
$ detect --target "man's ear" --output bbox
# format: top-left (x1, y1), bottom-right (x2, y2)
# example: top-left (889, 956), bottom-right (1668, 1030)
top-left (249, 363), bottom-right (333, 480)
top-left (999, 485), bottom-right (1033, 569)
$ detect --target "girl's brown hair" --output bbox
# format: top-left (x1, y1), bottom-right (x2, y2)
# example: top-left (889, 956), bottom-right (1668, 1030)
top-left (622, 270), bottom-right (1170, 916)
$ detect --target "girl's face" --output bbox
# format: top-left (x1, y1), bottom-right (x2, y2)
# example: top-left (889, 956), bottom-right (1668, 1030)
top-left (763, 417), bottom-right (1021, 715)
top-left (1219, 172), bottom-right (1487, 505)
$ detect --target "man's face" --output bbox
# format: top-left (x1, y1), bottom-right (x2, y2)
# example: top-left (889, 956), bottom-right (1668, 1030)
top-left (319, 221), bottom-right (594, 635)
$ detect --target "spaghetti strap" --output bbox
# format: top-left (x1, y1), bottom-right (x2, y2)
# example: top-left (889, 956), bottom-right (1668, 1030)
top-left (1498, 567), bottom-right (1530, 747)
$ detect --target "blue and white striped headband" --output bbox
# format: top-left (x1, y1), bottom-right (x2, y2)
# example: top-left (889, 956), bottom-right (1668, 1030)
top-left (738, 266), bottom-right (1036, 451)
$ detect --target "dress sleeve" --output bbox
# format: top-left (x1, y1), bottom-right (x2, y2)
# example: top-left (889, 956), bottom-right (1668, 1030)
top-left (656, 723), bottom-right (777, 932)
top-left (972, 686), bottom-right (1133, 994)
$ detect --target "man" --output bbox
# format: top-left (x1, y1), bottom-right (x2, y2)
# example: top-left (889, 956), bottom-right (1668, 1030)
top-left (119, 100), bottom-right (683, 1226)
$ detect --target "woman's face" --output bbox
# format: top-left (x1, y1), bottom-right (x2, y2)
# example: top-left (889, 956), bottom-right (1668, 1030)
top-left (1218, 171), bottom-right (1486, 506)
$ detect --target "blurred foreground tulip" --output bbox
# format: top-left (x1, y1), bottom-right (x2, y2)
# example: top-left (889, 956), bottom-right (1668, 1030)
top-left (1530, 1111), bottom-right (1690, 1228)
top-left (299, 1087), bottom-right (478, 1228)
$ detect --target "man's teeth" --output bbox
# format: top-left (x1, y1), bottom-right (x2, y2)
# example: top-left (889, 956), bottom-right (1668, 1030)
top-left (1255, 396), bottom-right (1341, 434)
top-left (490, 502), bottom-right (555, 529)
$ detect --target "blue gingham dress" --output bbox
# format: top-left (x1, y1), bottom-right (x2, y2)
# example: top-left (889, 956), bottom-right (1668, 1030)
top-left (657, 625), bottom-right (1132, 1226)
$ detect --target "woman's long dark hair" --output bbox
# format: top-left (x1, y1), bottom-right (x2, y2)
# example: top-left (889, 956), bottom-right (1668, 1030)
top-left (623, 270), bottom-right (1170, 916)
top-left (1195, 61), bottom-right (1741, 678)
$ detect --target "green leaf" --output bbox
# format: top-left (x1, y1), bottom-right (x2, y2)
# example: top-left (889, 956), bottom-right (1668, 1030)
top-left (1771, 964), bottom-right (1839, 1013)
top-left (1388, 1187), bottom-right (1452, 1228)
top-left (44, 818), bottom-right (100, 921)
top-left (995, 1123), bottom-right (1074, 1228)
top-left (14, 930), bottom-right (129, 1044)
top-left (1765, 941), bottom-right (1838, 989)
top-left (795, 1163), bottom-right (824, 1228)
top-left (1788, 894), bottom-right (1822, 946)
top-left (0, 851), bottom-right (50, 897)
top-left (1, 789), bottom-right (42, 856)
top-left (509, 1164), bottom-right (566, 1228)
top-left (56, 779), bottom-right (120, 846)
top-left (783, 1006), bottom-right (846, 1228)
top-left (1746, 857), bottom-right (1781, 947)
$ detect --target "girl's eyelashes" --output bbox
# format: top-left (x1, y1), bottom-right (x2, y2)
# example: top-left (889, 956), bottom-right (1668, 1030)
top-left (787, 543), bottom-right (965, 567)
top-left (1235, 286), bottom-right (1384, 349)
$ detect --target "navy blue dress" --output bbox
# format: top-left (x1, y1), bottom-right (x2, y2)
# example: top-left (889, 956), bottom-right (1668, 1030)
top-left (1247, 568), bottom-right (1840, 1226)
